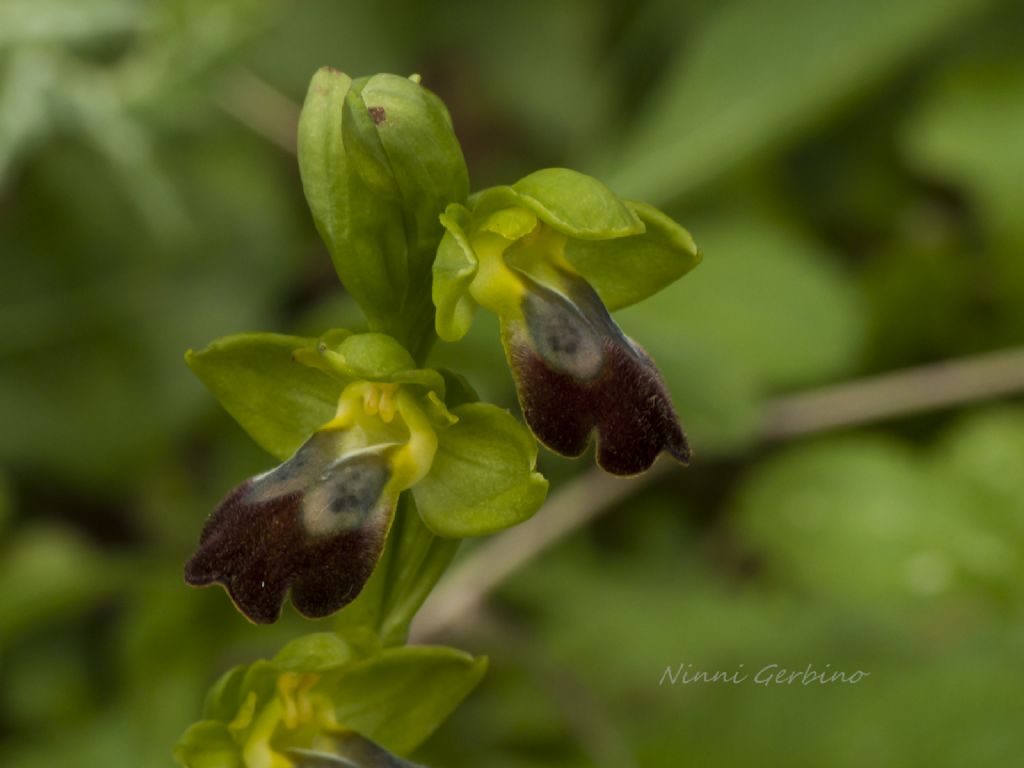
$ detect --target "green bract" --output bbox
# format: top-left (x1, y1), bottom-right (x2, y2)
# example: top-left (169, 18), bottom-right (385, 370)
top-left (298, 69), bottom-right (469, 360)
top-left (174, 631), bottom-right (487, 768)
top-left (184, 330), bottom-right (548, 626)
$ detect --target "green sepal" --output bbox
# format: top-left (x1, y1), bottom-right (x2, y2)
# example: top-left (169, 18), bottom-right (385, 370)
top-left (331, 646), bottom-right (488, 756)
top-left (296, 332), bottom-right (447, 396)
top-left (185, 333), bottom-right (341, 462)
top-left (433, 203), bottom-right (479, 342)
top-left (472, 167), bottom-right (643, 240)
top-left (187, 331), bottom-right (450, 461)
top-left (565, 200), bottom-right (702, 310)
top-left (174, 721), bottom-right (241, 768)
top-left (413, 403), bottom-right (549, 537)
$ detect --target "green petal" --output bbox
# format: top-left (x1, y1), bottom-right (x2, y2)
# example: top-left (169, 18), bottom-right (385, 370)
top-left (185, 333), bottom-right (342, 462)
top-left (474, 168), bottom-right (644, 240)
top-left (332, 646), bottom-right (487, 756)
top-left (565, 200), bottom-right (701, 311)
top-left (412, 404), bottom-right (549, 537)
top-left (433, 204), bottom-right (479, 342)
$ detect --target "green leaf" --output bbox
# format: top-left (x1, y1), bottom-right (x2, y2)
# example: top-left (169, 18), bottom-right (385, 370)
top-left (186, 333), bottom-right (341, 461)
top-left (565, 200), bottom-right (701, 311)
top-left (904, 56), bottom-right (1024, 243)
top-left (473, 168), bottom-right (643, 240)
top-left (731, 433), bottom-right (1019, 604)
top-left (0, 524), bottom-right (122, 646)
top-left (617, 213), bottom-right (863, 393)
top-left (332, 646), bottom-right (487, 756)
top-left (600, 0), bottom-right (991, 203)
top-left (0, 0), bottom-right (142, 47)
top-left (413, 403), bottom-right (548, 537)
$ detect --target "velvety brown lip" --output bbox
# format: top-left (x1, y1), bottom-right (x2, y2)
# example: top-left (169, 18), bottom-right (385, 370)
top-left (185, 440), bottom-right (394, 624)
top-left (507, 270), bottom-right (690, 476)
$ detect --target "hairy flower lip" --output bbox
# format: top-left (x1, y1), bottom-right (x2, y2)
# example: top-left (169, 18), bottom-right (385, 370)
top-left (506, 268), bottom-right (690, 476)
top-left (184, 433), bottom-right (396, 624)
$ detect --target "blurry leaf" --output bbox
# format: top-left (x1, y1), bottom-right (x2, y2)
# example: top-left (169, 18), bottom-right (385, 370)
top-left (931, 407), bottom-right (1024, 587)
top-left (0, 49), bottom-right (59, 186)
top-left (186, 333), bottom-right (340, 461)
top-left (0, 472), bottom-right (9, 532)
top-left (731, 434), bottom-right (1019, 603)
top-left (413, 403), bottom-right (548, 537)
top-left (332, 646), bottom-right (487, 756)
top-left (616, 214), bottom-right (863, 452)
top-left (243, 0), bottom-right (414, 100)
top-left (61, 71), bottom-right (190, 242)
top-left (601, 0), bottom-right (991, 202)
top-left (1, 633), bottom-right (95, 727)
top-left (904, 56), bottom-right (1024, 242)
top-left (0, 525), bottom-right (121, 645)
top-left (621, 215), bottom-right (863, 389)
top-left (0, 0), bottom-right (142, 46)
top-left (447, 0), bottom-right (614, 162)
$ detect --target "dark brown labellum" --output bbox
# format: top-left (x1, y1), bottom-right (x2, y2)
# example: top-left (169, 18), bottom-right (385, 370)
top-left (508, 269), bottom-right (690, 475)
top-left (184, 433), bottom-right (395, 623)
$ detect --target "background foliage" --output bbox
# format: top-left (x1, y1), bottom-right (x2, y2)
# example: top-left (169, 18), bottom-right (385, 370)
top-left (2, 0), bottom-right (1023, 765)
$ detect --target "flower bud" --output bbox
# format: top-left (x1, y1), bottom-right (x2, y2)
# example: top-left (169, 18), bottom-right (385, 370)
top-left (298, 70), bottom-right (468, 359)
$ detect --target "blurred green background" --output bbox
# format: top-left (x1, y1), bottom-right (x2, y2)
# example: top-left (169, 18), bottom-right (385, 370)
top-left (2, 0), bottom-right (1024, 765)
